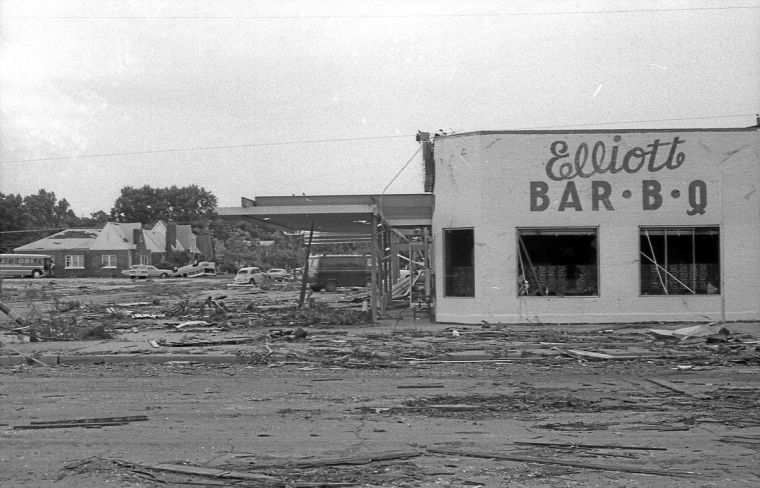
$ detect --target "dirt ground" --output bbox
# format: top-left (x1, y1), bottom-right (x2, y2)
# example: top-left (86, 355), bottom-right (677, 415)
top-left (1, 277), bottom-right (759, 487)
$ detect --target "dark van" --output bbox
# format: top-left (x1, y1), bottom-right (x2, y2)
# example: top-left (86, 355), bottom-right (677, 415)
top-left (308, 254), bottom-right (372, 292)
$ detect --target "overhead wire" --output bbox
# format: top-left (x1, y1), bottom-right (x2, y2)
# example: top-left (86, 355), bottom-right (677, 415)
top-left (1, 113), bottom-right (756, 165)
top-left (5, 5), bottom-right (760, 20)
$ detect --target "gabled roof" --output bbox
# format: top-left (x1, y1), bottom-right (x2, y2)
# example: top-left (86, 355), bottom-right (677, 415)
top-left (14, 223), bottom-right (139, 252)
top-left (90, 223), bottom-right (136, 251)
top-left (15, 228), bottom-right (101, 252)
top-left (175, 225), bottom-right (199, 253)
top-left (116, 223), bottom-right (143, 244)
top-left (143, 225), bottom-right (166, 253)
top-left (13, 221), bottom-right (200, 255)
top-left (15, 223), bottom-right (141, 253)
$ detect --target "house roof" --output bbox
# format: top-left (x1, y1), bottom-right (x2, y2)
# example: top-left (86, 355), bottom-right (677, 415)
top-left (90, 223), bottom-right (137, 251)
top-left (14, 221), bottom-right (201, 255)
top-left (14, 223), bottom-right (137, 252)
top-left (143, 226), bottom-right (166, 253)
top-left (175, 225), bottom-right (199, 253)
top-left (15, 228), bottom-right (100, 252)
top-left (116, 223), bottom-right (143, 244)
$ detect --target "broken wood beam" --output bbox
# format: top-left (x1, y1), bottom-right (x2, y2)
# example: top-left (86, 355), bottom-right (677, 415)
top-left (14, 422), bottom-right (129, 429)
top-left (130, 462), bottom-right (284, 483)
top-left (0, 299), bottom-right (26, 327)
top-left (15, 415), bottom-right (149, 429)
top-left (643, 378), bottom-right (711, 399)
top-left (427, 448), bottom-right (703, 478)
top-left (513, 441), bottom-right (666, 451)
top-left (283, 450), bottom-right (421, 468)
top-left (30, 415), bottom-right (148, 425)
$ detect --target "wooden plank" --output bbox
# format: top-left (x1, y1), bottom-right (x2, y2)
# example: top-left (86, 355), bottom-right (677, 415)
top-left (644, 378), bottom-right (711, 399)
top-left (0, 299), bottom-right (26, 327)
top-left (134, 462), bottom-right (283, 483)
top-left (30, 415), bottom-right (148, 425)
top-left (282, 450), bottom-right (422, 469)
top-left (427, 448), bottom-right (703, 478)
top-left (514, 441), bottom-right (666, 451)
top-left (15, 422), bottom-right (128, 429)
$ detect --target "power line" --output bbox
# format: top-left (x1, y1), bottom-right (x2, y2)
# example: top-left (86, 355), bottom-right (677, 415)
top-left (0, 228), bottom-right (67, 234)
top-left (5, 5), bottom-right (760, 20)
top-left (1, 113), bottom-right (756, 165)
top-left (0, 134), bottom-right (417, 164)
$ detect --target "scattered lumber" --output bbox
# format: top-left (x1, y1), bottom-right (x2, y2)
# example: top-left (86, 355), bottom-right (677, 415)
top-left (0, 299), bottom-right (26, 328)
top-left (14, 422), bottom-right (128, 429)
top-left (643, 378), bottom-right (711, 399)
top-left (130, 462), bottom-right (282, 483)
top-left (258, 450), bottom-right (422, 469)
top-left (30, 415), bottom-right (148, 425)
top-left (513, 441), bottom-right (666, 451)
top-left (427, 448), bottom-right (703, 478)
top-left (14, 415), bottom-right (148, 430)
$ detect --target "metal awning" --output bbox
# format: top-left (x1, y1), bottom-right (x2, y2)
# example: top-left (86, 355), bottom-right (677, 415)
top-left (217, 193), bottom-right (433, 235)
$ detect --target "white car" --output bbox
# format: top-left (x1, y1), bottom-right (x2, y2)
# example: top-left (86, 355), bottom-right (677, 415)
top-left (267, 268), bottom-right (290, 281)
top-left (233, 266), bottom-right (269, 285)
top-left (122, 264), bottom-right (172, 279)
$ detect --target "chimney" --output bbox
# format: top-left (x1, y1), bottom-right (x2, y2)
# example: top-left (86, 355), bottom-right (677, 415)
top-left (166, 222), bottom-right (177, 253)
top-left (133, 228), bottom-right (143, 247)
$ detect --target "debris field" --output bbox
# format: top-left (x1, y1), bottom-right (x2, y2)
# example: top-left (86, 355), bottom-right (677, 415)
top-left (1, 277), bottom-right (759, 487)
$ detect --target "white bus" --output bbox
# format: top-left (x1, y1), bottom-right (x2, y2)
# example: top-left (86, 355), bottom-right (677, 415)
top-left (0, 254), bottom-right (54, 278)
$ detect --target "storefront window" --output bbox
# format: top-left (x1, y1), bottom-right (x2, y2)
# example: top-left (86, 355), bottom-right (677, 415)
top-left (517, 228), bottom-right (598, 296)
top-left (640, 227), bottom-right (720, 295)
top-left (444, 228), bottom-right (474, 297)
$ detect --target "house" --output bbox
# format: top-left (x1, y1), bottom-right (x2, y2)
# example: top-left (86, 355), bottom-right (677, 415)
top-left (14, 221), bottom-right (203, 277)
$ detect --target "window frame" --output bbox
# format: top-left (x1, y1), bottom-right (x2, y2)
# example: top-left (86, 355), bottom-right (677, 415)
top-left (101, 254), bottom-right (117, 268)
top-left (64, 254), bottom-right (85, 269)
top-left (443, 227), bottom-right (475, 298)
top-left (639, 225), bottom-right (720, 296)
top-left (516, 226), bottom-right (600, 298)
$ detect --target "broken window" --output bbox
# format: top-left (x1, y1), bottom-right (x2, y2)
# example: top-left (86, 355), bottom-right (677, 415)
top-left (444, 228), bottom-right (474, 297)
top-left (640, 227), bottom-right (720, 295)
top-left (517, 228), bottom-right (598, 296)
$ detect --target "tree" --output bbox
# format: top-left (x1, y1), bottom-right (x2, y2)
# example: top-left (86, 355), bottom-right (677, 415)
top-left (215, 229), bottom-right (256, 272)
top-left (0, 189), bottom-right (103, 252)
top-left (0, 193), bottom-right (25, 233)
top-left (22, 189), bottom-right (80, 228)
top-left (110, 185), bottom-right (217, 224)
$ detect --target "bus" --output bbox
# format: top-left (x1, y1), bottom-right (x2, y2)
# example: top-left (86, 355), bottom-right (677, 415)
top-left (0, 254), bottom-right (54, 278)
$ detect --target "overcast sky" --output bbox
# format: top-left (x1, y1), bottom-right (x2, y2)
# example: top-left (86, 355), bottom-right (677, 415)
top-left (1, 0), bottom-right (758, 216)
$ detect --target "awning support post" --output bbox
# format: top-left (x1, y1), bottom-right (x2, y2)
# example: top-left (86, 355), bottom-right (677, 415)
top-left (297, 221), bottom-right (315, 309)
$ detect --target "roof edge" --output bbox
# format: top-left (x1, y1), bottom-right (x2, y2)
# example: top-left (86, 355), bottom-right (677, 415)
top-left (437, 126), bottom-right (760, 139)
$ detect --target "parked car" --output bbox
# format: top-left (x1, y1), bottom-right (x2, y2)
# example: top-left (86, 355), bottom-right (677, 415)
top-left (233, 266), bottom-right (269, 286)
top-left (267, 268), bottom-right (289, 281)
top-left (173, 261), bottom-right (217, 278)
top-left (308, 254), bottom-right (372, 292)
top-left (121, 264), bottom-right (173, 279)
